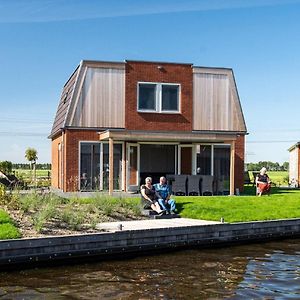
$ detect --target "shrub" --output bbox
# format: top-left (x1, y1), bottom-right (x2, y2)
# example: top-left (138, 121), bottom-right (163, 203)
top-left (32, 201), bottom-right (57, 233)
top-left (0, 210), bottom-right (13, 224)
top-left (19, 192), bottom-right (42, 212)
top-left (20, 192), bottom-right (63, 213)
top-left (60, 205), bottom-right (85, 230)
top-left (0, 185), bottom-right (11, 205)
top-left (0, 184), bottom-right (5, 199)
top-left (0, 223), bottom-right (21, 239)
top-left (0, 161), bottom-right (13, 174)
top-left (0, 186), bottom-right (20, 210)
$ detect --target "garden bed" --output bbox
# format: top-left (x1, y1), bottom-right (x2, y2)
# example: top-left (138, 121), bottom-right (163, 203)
top-left (1, 186), bottom-right (300, 239)
top-left (0, 190), bottom-right (144, 238)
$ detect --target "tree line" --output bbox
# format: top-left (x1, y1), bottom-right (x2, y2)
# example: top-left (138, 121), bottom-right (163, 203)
top-left (0, 161), bottom-right (51, 174)
top-left (246, 161), bottom-right (289, 171)
top-left (13, 163), bottom-right (51, 170)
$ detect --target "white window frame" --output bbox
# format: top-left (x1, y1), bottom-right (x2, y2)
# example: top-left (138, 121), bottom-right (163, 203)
top-left (194, 143), bottom-right (231, 176)
top-left (137, 82), bottom-right (181, 113)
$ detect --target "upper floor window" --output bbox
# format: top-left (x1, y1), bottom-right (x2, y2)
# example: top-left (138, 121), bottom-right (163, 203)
top-left (137, 82), bottom-right (180, 113)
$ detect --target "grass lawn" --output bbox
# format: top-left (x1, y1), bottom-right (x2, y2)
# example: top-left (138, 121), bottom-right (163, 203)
top-left (173, 186), bottom-right (300, 223)
top-left (12, 169), bottom-right (51, 187)
top-left (267, 171), bottom-right (289, 185)
top-left (0, 209), bottom-right (21, 239)
top-left (13, 169), bottom-right (50, 179)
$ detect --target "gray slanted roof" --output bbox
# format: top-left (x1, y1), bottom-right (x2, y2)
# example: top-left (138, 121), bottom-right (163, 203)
top-left (288, 142), bottom-right (300, 152)
top-left (49, 59), bottom-right (247, 138)
top-left (49, 60), bottom-right (125, 139)
top-left (49, 65), bottom-right (80, 138)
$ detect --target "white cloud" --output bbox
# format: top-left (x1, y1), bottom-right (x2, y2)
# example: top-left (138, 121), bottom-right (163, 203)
top-left (0, 0), bottom-right (300, 23)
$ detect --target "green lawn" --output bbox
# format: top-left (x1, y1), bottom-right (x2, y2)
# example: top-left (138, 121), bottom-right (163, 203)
top-left (12, 169), bottom-right (51, 187)
top-left (0, 209), bottom-right (21, 239)
top-left (173, 186), bottom-right (300, 223)
top-left (13, 169), bottom-right (50, 179)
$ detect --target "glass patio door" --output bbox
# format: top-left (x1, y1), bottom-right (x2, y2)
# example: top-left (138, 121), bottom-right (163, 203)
top-left (80, 142), bottom-right (123, 191)
top-left (101, 143), bottom-right (123, 190)
top-left (80, 143), bottom-right (101, 191)
top-left (127, 143), bottom-right (140, 190)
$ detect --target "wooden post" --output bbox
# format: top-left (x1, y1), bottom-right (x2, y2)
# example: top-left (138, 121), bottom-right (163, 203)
top-left (109, 138), bottom-right (114, 196)
top-left (230, 140), bottom-right (236, 196)
top-left (122, 143), bottom-right (126, 191)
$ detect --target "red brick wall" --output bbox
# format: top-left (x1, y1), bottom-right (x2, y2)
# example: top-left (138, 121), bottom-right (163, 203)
top-left (234, 135), bottom-right (245, 192)
top-left (63, 129), bottom-right (99, 192)
top-left (54, 130), bottom-right (245, 192)
top-left (125, 61), bottom-right (193, 131)
top-left (51, 134), bottom-right (62, 189)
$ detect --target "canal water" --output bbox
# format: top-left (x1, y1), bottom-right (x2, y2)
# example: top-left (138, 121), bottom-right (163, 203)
top-left (0, 239), bottom-right (299, 299)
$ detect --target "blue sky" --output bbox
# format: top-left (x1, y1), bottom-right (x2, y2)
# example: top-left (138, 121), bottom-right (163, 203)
top-left (0, 0), bottom-right (300, 163)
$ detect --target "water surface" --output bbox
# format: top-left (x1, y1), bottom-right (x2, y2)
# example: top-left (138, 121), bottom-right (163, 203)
top-left (0, 239), bottom-right (299, 299)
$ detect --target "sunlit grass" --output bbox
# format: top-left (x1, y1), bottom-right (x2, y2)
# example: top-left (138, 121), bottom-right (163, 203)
top-left (0, 209), bottom-right (21, 239)
top-left (175, 187), bottom-right (300, 223)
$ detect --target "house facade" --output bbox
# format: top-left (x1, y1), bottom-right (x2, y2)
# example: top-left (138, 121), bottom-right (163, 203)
top-left (49, 60), bottom-right (247, 194)
top-left (288, 142), bottom-right (300, 186)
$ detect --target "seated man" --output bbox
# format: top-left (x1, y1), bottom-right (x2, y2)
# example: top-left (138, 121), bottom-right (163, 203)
top-left (154, 176), bottom-right (176, 214)
top-left (255, 167), bottom-right (271, 196)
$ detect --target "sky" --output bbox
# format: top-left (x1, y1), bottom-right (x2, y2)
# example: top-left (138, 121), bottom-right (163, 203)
top-left (0, 0), bottom-right (300, 163)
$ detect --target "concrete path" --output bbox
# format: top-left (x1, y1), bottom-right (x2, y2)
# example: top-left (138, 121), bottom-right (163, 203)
top-left (96, 218), bottom-right (220, 232)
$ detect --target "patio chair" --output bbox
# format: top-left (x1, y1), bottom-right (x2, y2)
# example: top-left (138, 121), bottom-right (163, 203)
top-left (200, 175), bottom-right (214, 196)
top-left (0, 177), bottom-right (13, 188)
top-left (172, 175), bottom-right (187, 196)
top-left (0, 171), bottom-right (24, 189)
top-left (244, 171), bottom-right (254, 185)
top-left (252, 172), bottom-right (259, 186)
top-left (187, 175), bottom-right (201, 195)
top-left (166, 174), bottom-right (175, 194)
top-left (215, 178), bottom-right (224, 195)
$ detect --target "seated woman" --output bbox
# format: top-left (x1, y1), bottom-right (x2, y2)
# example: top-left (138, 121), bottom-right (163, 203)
top-left (141, 177), bottom-right (165, 215)
top-left (256, 167), bottom-right (271, 196)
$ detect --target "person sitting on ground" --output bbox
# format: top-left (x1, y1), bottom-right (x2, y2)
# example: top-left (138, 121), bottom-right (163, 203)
top-left (256, 167), bottom-right (271, 196)
top-left (154, 176), bottom-right (177, 214)
top-left (141, 177), bottom-right (165, 215)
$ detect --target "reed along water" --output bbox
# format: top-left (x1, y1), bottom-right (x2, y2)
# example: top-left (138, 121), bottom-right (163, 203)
top-left (0, 238), bottom-right (299, 299)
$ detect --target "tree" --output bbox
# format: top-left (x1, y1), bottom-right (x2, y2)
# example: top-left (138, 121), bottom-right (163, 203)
top-left (25, 148), bottom-right (38, 183)
top-left (0, 161), bottom-right (12, 174)
top-left (282, 162), bottom-right (289, 171)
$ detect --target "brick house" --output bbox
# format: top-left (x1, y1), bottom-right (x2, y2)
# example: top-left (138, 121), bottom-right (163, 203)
top-left (288, 142), bottom-right (300, 186)
top-left (49, 60), bottom-right (247, 194)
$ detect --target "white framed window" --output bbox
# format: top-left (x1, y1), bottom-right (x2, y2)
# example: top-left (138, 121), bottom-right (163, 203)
top-left (137, 82), bottom-right (180, 113)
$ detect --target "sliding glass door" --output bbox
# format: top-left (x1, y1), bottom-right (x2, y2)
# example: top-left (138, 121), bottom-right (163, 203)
top-left (196, 145), bottom-right (212, 175)
top-left (102, 143), bottom-right (123, 190)
top-left (80, 142), bottom-right (123, 191)
top-left (213, 145), bottom-right (230, 192)
top-left (80, 143), bottom-right (101, 191)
